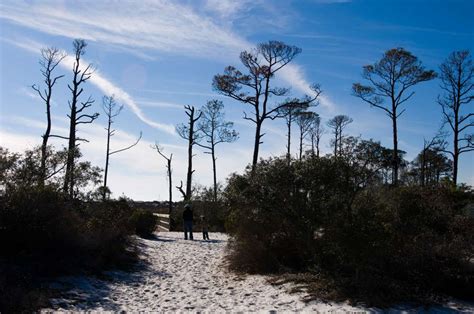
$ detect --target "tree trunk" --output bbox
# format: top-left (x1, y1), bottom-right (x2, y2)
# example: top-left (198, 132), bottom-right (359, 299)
top-left (453, 65), bottom-right (463, 186)
top-left (64, 103), bottom-right (76, 197)
top-left (392, 113), bottom-right (399, 186)
top-left (338, 125), bottom-right (343, 156)
top-left (186, 120), bottom-right (194, 200)
top-left (103, 119), bottom-right (111, 200)
top-left (421, 147), bottom-right (426, 186)
top-left (453, 111), bottom-right (459, 185)
top-left (286, 116), bottom-right (291, 161)
top-left (64, 55), bottom-right (80, 198)
top-left (316, 135), bottom-right (320, 158)
top-left (299, 127), bottom-right (303, 160)
top-left (40, 94), bottom-right (51, 186)
top-left (167, 158), bottom-right (172, 215)
top-left (338, 134), bottom-right (342, 156)
top-left (212, 146), bottom-right (217, 202)
top-left (253, 73), bottom-right (270, 172)
top-left (251, 120), bottom-right (262, 172)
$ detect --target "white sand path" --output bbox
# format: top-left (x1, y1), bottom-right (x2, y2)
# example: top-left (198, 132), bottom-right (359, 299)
top-left (43, 232), bottom-right (473, 313)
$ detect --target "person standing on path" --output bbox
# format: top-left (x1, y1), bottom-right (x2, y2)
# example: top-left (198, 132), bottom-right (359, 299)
top-left (183, 203), bottom-right (193, 240)
top-left (201, 215), bottom-right (210, 240)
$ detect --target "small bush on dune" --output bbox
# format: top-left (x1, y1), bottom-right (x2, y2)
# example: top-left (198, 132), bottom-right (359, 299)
top-left (130, 209), bottom-right (157, 238)
top-left (225, 156), bottom-right (474, 305)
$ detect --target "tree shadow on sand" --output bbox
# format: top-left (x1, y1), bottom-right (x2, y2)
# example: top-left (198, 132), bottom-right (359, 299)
top-left (192, 239), bottom-right (225, 244)
top-left (146, 234), bottom-right (177, 242)
top-left (47, 254), bottom-right (172, 311)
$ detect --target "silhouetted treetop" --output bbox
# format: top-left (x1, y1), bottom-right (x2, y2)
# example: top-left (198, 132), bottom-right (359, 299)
top-left (254, 40), bottom-right (302, 72)
top-left (73, 39), bottom-right (87, 57)
top-left (213, 40), bottom-right (306, 171)
top-left (213, 40), bottom-right (302, 107)
top-left (352, 47), bottom-right (436, 185)
top-left (353, 47), bottom-right (437, 117)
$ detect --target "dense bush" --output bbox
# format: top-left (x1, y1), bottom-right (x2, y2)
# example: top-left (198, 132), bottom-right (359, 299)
top-left (225, 156), bottom-right (361, 272)
top-left (319, 186), bottom-right (474, 303)
top-left (225, 156), bottom-right (474, 304)
top-left (0, 186), bottom-right (138, 311)
top-left (0, 187), bottom-right (137, 265)
top-left (130, 209), bottom-right (157, 237)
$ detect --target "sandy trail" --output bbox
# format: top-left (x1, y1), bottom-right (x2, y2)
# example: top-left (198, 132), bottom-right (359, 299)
top-left (43, 232), bottom-right (472, 312)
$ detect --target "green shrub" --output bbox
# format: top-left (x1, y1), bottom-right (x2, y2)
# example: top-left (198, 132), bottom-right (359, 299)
top-left (0, 186), bottom-right (137, 311)
top-left (130, 209), bottom-right (157, 237)
top-left (225, 156), bottom-right (359, 272)
top-left (225, 156), bottom-right (474, 304)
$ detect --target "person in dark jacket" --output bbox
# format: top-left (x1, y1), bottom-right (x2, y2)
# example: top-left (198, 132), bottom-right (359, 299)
top-left (182, 203), bottom-right (193, 240)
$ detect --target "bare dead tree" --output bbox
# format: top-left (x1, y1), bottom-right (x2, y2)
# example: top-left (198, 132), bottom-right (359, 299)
top-left (214, 41), bottom-right (312, 172)
top-left (309, 115), bottom-right (324, 157)
top-left (437, 50), bottom-right (474, 185)
top-left (153, 143), bottom-right (173, 215)
top-left (277, 86), bottom-right (322, 160)
top-left (63, 39), bottom-right (99, 198)
top-left (176, 181), bottom-right (186, 200)
top-left (295, 111), bottom-right (319, 160)
top-left (102, 95), bottom-right (141, 199)
top-left (327, 115), bottom-right (353, 157)
top-left (32, 47), bottom-right (66, 186)
top-left (352, 47), bottom-right (436, 185)
top-left (176, 105), bottom-right (202, 201)
top-left (196, 100), bottom-right (238, 202)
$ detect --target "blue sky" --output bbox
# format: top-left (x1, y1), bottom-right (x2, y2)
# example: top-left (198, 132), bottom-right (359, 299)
top-left (0, 0), bottom-right (473, 200)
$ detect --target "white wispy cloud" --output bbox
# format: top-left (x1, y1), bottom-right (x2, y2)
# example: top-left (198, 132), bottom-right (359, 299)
top-left (20, 85), bottom-right (61, 108)
top-left (7, 115), bottom-right (70, 136)
top-left (204, 0), bottom-right (253, 19)
top-left (0, 0), bottom-right (336, 111)
top-left (137, 100), bottom-right (186, 110)
top-left (278, 64), bottom-right (336, 111)
top-left (134, 88), bottom-right (224, 98)
top-left (0, 0), bottom-right (249, 58)
top-left (2, 37), bottom-right (176, 135)
top-left (87, 69), bottom-right (176, 135)
top-left (202, 0), bottom-right (292, 32)
top-left (19, 86), bottom-right (42, 101)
